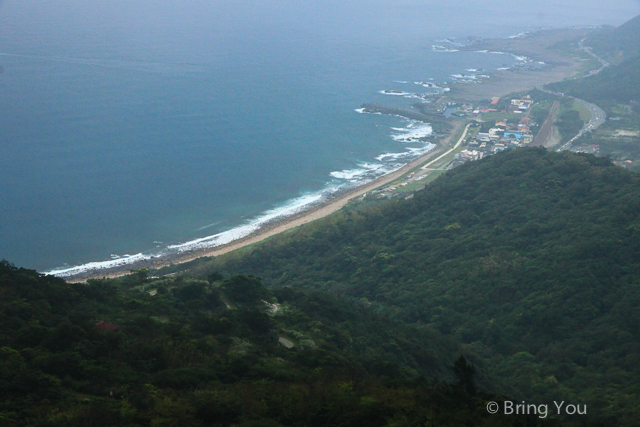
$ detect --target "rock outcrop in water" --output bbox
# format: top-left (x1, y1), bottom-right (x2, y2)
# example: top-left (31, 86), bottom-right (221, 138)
top-left (360, 103), bottom-right (442, 122)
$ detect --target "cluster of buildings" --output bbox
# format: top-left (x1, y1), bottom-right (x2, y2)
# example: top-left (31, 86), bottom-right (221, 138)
top-left (469, 118), bottom-right (534, 153)
top-left (569, 144), bottom-right (600, 154)
top-left (509, 96), bottom-right (534, 114)
top-left (438, 95), bottom-right (536, 119)
top-left (452, 116), bottom-right (536, 167)
top-left (451, 149), bottom-right (484, 167)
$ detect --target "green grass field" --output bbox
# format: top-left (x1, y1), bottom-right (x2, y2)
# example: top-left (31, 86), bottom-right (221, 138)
top-left (480, 112), bottom-right (527, 123)
top-left (571, 100), bottom-right (592, 122)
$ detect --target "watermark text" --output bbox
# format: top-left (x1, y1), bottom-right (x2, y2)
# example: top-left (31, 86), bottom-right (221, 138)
top-left (486, 401), bottom-right (586, 418)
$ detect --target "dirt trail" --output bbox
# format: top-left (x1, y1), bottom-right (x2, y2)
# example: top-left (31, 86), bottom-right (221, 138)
top-left (532, 100), bottom-right (560, 147)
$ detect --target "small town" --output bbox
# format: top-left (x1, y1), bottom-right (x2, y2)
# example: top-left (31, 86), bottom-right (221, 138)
top-left (366, 85), bottom-right (611, 199)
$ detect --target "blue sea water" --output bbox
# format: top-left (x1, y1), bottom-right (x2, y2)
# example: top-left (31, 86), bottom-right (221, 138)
top-left (0, 0), bottom-right (638, 273)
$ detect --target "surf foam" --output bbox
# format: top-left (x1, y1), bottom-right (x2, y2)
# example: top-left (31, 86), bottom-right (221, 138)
top-left (391, 122), bottom-right (433, 142)
top-left (43, 253), bottom-right (154, 278)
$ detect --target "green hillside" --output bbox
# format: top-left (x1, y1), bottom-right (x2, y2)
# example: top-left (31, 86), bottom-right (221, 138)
top-left (191, 148), bottom-right (640, 426)
top-left (549, 15), bottom-right (640, 107)
top-left (2, 261), bottom-right (575, 427)
top-left (586, 15), bottom-right (640, 62)
top-left (548, 55), bottom-right (640, 106)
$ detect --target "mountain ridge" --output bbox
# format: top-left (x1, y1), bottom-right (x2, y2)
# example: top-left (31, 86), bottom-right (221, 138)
top-left (191, 148), bottom-right (640, 426)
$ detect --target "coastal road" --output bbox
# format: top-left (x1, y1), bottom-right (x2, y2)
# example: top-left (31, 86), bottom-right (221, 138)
top-left (421, 123), bottom-right (472, 170)
top-left (579, 38), bottom-right (610, 76)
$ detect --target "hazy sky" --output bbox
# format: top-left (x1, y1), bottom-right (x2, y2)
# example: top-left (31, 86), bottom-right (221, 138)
top-left (1, 0), bottom-right (639, 49)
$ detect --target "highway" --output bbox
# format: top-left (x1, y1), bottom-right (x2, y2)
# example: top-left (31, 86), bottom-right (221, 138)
top-left (557, 95), bottom-right (606, 151)
top-left (578, 37), bottom-right (610, 76)
top-left (535, 88), bottom-right (607, 152)
top-left (534, 39), bottom-right (609, 151)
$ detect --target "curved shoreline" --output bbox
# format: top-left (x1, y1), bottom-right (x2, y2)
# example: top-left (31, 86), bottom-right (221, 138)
top-left (64, 123), bottom-right (462, 283)
top-left (60, 28), bottom-right (596, 283)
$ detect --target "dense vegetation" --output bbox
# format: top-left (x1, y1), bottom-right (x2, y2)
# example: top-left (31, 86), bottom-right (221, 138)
top-left (189, 148), bottom-right (640, 426)
top-left (548, 55), bottom-right (640, 107)
top-left (550, 15), bottom-right (640, 107)
top-left (1, 260), bottom-right (587, 427)
top-left (554, 108), bottom-right (584, 143)
top-left (546, 15), bottom-right (640, 168)
top-left (7, 19), bottom-right (640, 425)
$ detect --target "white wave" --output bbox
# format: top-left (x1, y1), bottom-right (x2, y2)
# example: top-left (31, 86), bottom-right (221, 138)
top-left (497, 67), bottom-right (511, 71)
top-left (375, 143), bottom-right (435, 161)
top-left (355, 108), bottom-right (381, 115)
top-left (330, 169), bottom-right (364, 180)
top-left (451, 74), bottom-right (477, 80)
top-left (403, 93), bottom-right (426, 100)
top-left (466, 68), bottom-right (479, 72)
top-left (167, 189), bottom-right (339, 253)
top-left (379, 90), bottom-right (411, 96)
top-left (43, 253), bottom-right (154, 278)
top-left (511, 55), bottom-right (528, 62)
top-left (43, 185), bottom-right (346, 277)
top-left (490, 51), bottom-right (507, 55)
top-left (196, 221), bottom-right (222, 231)
top-left (391, 123), bottom-right (433, 142)
top-left (43, 96), bottom-right (436, 278)
top-left (475, 50), bottom-right (489, 53)
top-left (375, 152), bottom-right (412, 161)
top-left (330, 162), bottom-right (388, 180)
top-left (432, 45), bottom-right (459, 52)
top-left (507, 31), bottom-right (529, 39)
top-left (393, 80), bottom-right (409, 84)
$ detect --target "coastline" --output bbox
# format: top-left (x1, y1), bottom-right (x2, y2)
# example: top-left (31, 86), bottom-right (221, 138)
top-left (447, 27), bottom-right (595, 102)
top-left (61, 27), bottom-right (596, 283)
top-left (64, 122), bottom-right (463, 282)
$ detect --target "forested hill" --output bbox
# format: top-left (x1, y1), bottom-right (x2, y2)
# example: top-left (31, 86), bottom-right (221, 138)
top-left (2, 261), bottom-right (575, 427)
top-left (586, 14), bottom-right (640, 62)
top-left (548, 14), bottom-right (640, 106)
top-left (548, 55), bottom-right (640, 106)
top-left (193, 148), bottom-right (640, 426)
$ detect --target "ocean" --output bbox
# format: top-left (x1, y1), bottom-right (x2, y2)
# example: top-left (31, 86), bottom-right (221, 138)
top-left (0, 0), bottom-right (638, 274)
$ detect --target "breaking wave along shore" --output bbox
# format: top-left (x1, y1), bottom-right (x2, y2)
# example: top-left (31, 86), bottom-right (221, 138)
top-left (43, 117), bottom-right (435, 279)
